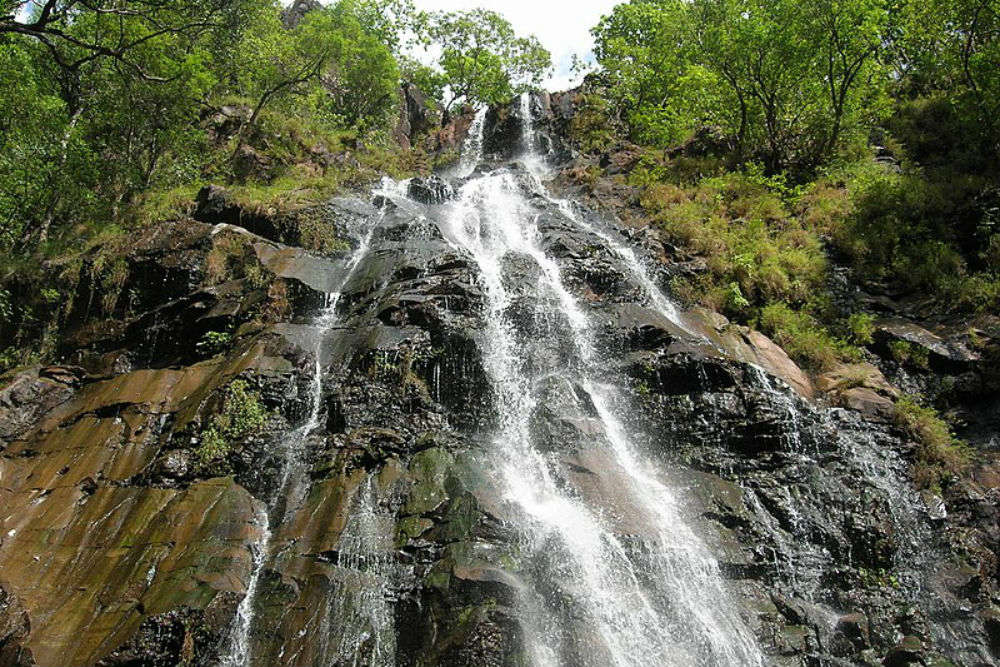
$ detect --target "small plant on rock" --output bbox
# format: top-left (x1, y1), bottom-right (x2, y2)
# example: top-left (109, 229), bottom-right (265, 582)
top-left (889, 340), bottom-right (930, 369)
top-left (197, 379), bottom-right (268, 464)
top-left (894, 395), bottom-right (971, 491)
top-left (197, 331), bottom-right (233, 356)
top-left (847, 312), bottom-right (876, 345)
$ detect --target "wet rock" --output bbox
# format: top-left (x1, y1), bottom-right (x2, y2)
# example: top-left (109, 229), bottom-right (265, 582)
top-left (834, 612), bottom-right (871, 654)
top-left (875, 318), bottom-right (981, 369)
top-left (194, 185), bottom-right (284, 243)
top-left (0, 366), bottom-right (78, 445)
top-left (5, 89), bottom-right (1000, 667)
top-left (482, 102), bottom-right (525, 160)
top-left (0, 587), bottom-right (32, 667)
top-left (688, 309), bottom-right (813, 398)
top-left (818, 363), bottom-right (898, 421)
top-left (407, 176), bottom-right (453, 204)
top-left (919, 490), bottom-right (947, 520)
top-left (883, 635), bottom-right (926, 666)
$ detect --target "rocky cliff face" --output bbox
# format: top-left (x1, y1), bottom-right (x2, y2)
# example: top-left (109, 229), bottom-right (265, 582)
top-left (0, 93), bottom-right (998, 667)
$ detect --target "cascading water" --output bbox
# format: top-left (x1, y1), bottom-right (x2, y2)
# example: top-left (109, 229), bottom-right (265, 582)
top-left (516, 91), bottom-right (938, 615)
top-left (450, 107), bottom-right (488, 179)
top-left (317, 475), bottom-right (398, 667)
top-left (430, 97), bottom-right (763, 666)
top-left (221, 93), bottom-right (940, 667)
top-left (220, 195), bottom-right (388, 667)
top-left (517, 96), bottom-right (683, 329)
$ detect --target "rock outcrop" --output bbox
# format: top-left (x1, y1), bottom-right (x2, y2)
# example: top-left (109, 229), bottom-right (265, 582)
top-left (0, 92), bottom-right (998, 667)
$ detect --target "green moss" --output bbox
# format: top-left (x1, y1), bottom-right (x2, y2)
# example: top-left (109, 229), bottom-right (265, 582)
top-left (404, 448), bottom-right (454, 515)
top-left (130, 184), bottom-right (201, 228)
top-left (197, 426), bottom-right (230, 462)
top-left (858, 567), bottom-right (901, 590)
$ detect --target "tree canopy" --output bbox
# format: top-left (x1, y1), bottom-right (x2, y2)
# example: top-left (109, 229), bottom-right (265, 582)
top-left (426, 9), bottom-right (551, 110)
top-left (593, 0), bottom-right (893, 172)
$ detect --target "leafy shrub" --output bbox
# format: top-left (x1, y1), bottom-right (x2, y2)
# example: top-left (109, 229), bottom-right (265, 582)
top-left (893, 395), bottom-right (971, 491)
top-left (758, 302), bottom-right (854, 372)
top-left (197, 379), bottom-right (268, 464)
top-left (847, 312), bottom-right (876, 345)
top-left (197, 331), bottom-right (233, 356)
top-left (644, 170), bottom-right (829, 315)
top-left (888, 340), bottom-right (930, 369)
top-left (569, 94), bottom-right (619, 154)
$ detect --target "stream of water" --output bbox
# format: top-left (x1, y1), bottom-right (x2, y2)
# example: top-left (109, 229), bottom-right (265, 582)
top-left (426, 94), bottom-right (763, 666)
top-left (220, 198), bottom-right (388, 667)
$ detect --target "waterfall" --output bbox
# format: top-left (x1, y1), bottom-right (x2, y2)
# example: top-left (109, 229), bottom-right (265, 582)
top-left (431, 97), bottom-right (763, 666)
top-left (451, 106), bottom-right (488, 178)
top-left (516, 98), bottom-right (683, 329)
top-left (317, 475), bottom-right (398, 667)
top-left (220, 201), bottom-right (386, 667)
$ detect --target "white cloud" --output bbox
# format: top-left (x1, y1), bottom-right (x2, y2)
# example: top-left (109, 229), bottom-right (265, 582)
top-left (411, 0), bottom-right (620, 91)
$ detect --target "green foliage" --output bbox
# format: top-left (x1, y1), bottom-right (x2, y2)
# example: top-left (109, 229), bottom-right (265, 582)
top-left (592, 0), bottom-right (891, 173)
top-left (206, 232), bottom-right (273, 287)
top-left (197, 331), bottom-right (233, 357)
top-left (641, 170), bottom-right (828, 313)
top-left (893, 0), bottom-right (1000, 151)
top-left (758, 303), bottom-right (855, 372)
top-left (847, 312), bottom-right (876, 345)
top-left (888, 340), bottom-right (930, 369)
top-left (0, 0), bottom-right (413, 253)
top-left (197, 379), bottom-right (268, 463)
top-left (834, 158), bottom-right (1000, 311)
top-left (894, 395), bottom-right (971, 490)
top-left (197, 426), bottom-right (230, 463)
top-left (0, 289), bottom-right (11, 321)
top-left (858, 567), bottom-right (901, 590)
top-left (425, 9), bottom-right (551, 110)
top-left (568, 94), bottom-right (620, 154)
top-left (399, 56), bottom-right (447, 108)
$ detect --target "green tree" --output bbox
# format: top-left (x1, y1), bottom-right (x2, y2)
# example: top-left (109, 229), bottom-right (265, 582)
top-left (427, 9), bottom-right (550, 110)
top-left (231, 1), bottom-right (399, 166)
top-left (1, 0), bottom-right (232, 80)
top-left (593, 0), bottom-right (890, 173)
top-left (895, 0), bottom-right (1000, 151)
top-left (591, 0), bottom-right (704, 145)
top-left (320, 2), bottom-right (400, 128)
top-left (802, 0), bottom-right (890, 162)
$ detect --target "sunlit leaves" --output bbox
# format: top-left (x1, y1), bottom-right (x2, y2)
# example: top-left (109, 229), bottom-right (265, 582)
top-left (427, 9), bottom-right (551, 109)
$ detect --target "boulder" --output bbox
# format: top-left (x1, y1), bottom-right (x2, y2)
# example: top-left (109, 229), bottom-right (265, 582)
top-left (688, 309), bottom-right (814, 398)
top-left (882, 636), bottom-right (925, 666)
top-left (407, 176), bottom-right (453, 205)
top-left (394, 83), bottom-right (440, 149)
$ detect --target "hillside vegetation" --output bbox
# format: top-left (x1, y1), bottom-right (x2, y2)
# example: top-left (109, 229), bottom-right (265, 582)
top-left (0, 0), bottom-right (550, 369)
top-left (567, 0), bottom-right (999, 368)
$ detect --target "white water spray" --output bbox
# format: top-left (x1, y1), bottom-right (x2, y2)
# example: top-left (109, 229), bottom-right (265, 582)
top-left (431, 95), bottom-right (763, 666)
top-left (220, 205), bottom-right (385, 667)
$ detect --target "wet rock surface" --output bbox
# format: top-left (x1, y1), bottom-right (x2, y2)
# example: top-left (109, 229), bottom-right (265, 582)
top-left (0, 92), bottom-right (998, 667)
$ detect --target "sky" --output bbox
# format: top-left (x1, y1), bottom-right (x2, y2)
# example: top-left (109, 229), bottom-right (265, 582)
top-left (411, 0), bottom-right (621, 91)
